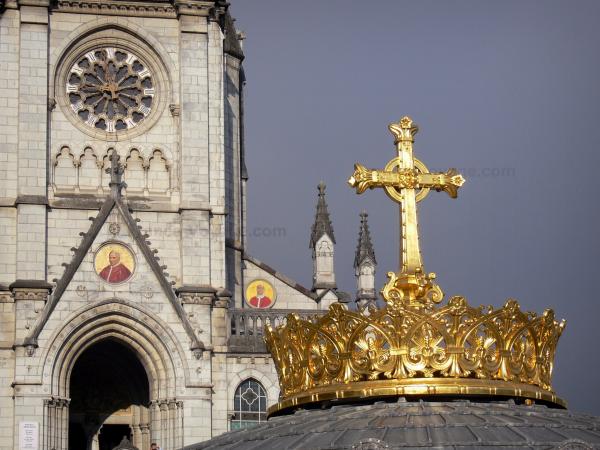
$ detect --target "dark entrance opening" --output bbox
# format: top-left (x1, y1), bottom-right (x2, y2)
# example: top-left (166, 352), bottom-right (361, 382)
top-left (68, 339), bottom-right (149, 450)
top-left (99, 424), bottom-right (131, 450)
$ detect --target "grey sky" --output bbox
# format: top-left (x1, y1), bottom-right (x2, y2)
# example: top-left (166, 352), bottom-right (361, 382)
top-left (232, 1), bottom-right (600, 414)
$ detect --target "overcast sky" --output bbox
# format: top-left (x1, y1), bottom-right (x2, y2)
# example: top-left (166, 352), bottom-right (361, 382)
top-left (231, 1), bottom-right (600, 414)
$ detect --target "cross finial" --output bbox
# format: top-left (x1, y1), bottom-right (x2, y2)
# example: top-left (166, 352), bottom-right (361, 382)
top-left (105, 149), bottom-right (126, 197)
top-left (348, 116), bottom-right (465, 307)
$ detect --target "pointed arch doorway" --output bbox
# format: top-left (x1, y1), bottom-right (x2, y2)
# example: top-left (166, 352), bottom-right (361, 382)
top-left (43, 300), bottom-right (186, 450)
top-left (68, 339), bottom-right (150, 450)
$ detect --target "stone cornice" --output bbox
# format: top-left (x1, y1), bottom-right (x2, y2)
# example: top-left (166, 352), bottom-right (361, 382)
top-left (173, 0), bottom-right (214, 17)
top-left (178, 285), bottom-right (217, 305)
top-left (9, 280), bottom-right (53, 292)
top-left (49, 0), bottom-right (229, 20)
top-left (54, 0), bottom-right (177, 19)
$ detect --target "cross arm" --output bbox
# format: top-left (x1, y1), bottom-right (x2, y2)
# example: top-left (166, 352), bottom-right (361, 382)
top-left (348, 164), bottom-right (465, 198)
top-left (348, 163), bottom-right (416, 194)
top-left (417, 168), bottom-right (465, 198)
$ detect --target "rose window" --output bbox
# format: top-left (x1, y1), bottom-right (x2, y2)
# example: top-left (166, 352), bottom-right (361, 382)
top-left (65, 47), bottom-right (155, 132)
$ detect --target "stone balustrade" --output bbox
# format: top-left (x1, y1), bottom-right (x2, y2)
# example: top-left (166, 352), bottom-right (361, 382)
top-left (228, 309), bottom-right (325, 353)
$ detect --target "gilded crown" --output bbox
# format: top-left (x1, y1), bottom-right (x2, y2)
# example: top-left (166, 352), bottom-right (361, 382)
top-left (265, 117), bottom-right (566, 416)
top-left (265, 276), bottom-right (565, 415)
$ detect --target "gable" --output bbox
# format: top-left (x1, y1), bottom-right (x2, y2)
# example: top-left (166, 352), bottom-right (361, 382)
top-left (26, 192), bottom-right (202, 352)
top-left (242, 255), bottom-right (317, 310)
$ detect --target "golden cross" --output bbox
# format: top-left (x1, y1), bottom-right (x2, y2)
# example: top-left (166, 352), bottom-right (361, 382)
top-left (348, 116), bottom-right (465, 306)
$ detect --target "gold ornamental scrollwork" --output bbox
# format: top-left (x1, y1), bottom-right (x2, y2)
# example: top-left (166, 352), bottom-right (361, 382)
top-left (265, 295), bottom-right (566, 416)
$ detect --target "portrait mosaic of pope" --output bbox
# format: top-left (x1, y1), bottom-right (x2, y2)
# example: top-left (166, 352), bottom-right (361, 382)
top-left (245, 279), bottom-right (276, 309)
top-left (94, 242), bottom-right (135, 284)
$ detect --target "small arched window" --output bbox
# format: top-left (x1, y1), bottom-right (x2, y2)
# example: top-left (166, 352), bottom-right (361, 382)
top-left (231, 378), bottom-right (267, 430)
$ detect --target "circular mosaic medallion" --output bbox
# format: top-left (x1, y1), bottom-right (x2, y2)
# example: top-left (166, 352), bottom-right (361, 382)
top-left (244, 279), bottom-right (276, 309)
top-left (94, 242), bottom-right (135, 284)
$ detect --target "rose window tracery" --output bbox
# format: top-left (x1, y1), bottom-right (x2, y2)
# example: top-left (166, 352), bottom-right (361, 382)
top-left (66, 47), bottom-right (155, 132)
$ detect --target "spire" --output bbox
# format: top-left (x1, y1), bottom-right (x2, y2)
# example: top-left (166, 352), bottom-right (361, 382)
top-left (354, 211), bottom-right (376, 269)
top-left (309, 182), bottom-right (335, 248)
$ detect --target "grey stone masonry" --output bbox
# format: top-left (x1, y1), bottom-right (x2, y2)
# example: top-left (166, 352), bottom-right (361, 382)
top-left (0, 2), bottom-right (343, 448)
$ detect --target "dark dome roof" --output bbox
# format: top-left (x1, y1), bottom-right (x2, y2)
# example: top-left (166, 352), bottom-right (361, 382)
top-left (184, 400), bottom-right (600, 449)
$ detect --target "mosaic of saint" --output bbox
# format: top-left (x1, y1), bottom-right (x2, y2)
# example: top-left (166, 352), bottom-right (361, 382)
top-left (94, 242), bottom-right (135, 284)
top-left (245, 279), bottom-right (276, 309)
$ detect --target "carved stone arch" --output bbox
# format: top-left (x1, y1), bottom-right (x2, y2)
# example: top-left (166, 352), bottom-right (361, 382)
top-left (53, 145), bottom-right (78, 188)
top-left (40, 299), bottom-right (190, 400)
top-left (149, 148), bottom-right (170, 168)
top-left (359, 261), bottom-right (374, 276)
top-left (147, 148), bottom-right (170, 193)
top-left (62, 328), bottom-right (164, 399)
top-left (125, 148), bottom-right (147, 193)
top-left (316, 235), bottom-right (333, 257)
top-left (78, 146), bottom-right (101, 191)
top-left (227, 368), bottom-right (279, 410)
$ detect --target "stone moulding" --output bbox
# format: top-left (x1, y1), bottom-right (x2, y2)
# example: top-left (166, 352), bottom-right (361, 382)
top-left (55, 1), bottom-right (178, 18)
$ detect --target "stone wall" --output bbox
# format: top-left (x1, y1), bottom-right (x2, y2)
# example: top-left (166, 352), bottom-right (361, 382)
top-left (0, 2), bottom-right (336, 448)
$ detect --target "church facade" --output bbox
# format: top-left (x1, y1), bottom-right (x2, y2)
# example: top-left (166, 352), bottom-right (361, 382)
top-left (0, 1), bottom-right (378, 449)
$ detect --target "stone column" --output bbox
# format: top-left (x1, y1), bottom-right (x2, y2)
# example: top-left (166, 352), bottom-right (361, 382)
top-left (175, 1), bottom-right (210, 206)
top-left (140, 405), bottom-right (150, 450)
top-left (207, 14), bottom-right (227, 293)
top-left (132, 405), bottom-right (142, 448)
top-left (159, 400), bottom-right (169, 450)
top-left (140, 424), bottom-right (150, 450)
top-left (168, 399), bottom-right (177, 450)
top-left (16, 1), bottom-right (49, 282)
top-left (224, 53), bottom-right (243, 302)
top-left (175, 0), bottom-right (214, 293)
top-left (43, 399), bottom-right (50, 450)
top-left (210, 291), bottom-right (230, 436)
top-left (0, 6), bottom-right (19, 204)
top-left (149, 400), bottom-right (162, 446)
top-left (176, 401), bottom-right (184, 450)
top-left (59, 398), bottom-right (69, 450)
top-left (41, 397), bottom-right (68, 450)
top-left (0, 287), bottom-right (14, 449)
